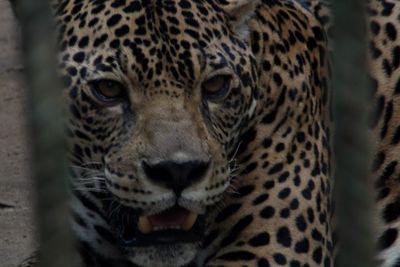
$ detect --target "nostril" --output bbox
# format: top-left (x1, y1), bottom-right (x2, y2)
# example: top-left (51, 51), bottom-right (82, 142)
top-left (142, 160), bottom-right (171, 183)
top-left (142, 160), bottom-right (211, 193)
top-left (188, 161), bottom-right (210, 182)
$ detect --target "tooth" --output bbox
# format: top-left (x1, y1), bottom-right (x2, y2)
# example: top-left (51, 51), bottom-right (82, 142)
top-left (138, 216), bottom-right (153, 234)
top-left (182, 212), bottom-right (198, 231)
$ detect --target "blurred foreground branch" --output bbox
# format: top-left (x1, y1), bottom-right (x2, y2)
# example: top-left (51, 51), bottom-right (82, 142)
top-left (14, 0), bottom-right (78, 266)
top-left (332, 1), bottom-right (376, 267)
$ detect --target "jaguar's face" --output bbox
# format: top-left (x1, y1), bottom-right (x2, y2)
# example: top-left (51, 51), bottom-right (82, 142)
top-left (58, 0), bottom-right (259, 265)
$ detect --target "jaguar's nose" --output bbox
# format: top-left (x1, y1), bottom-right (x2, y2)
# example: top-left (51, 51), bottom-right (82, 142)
top-left (142, 160), bottom-right (211, 195)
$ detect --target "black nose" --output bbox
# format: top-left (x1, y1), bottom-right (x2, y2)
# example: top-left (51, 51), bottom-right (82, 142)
top-left (142, 160), bottom-right (210, 194)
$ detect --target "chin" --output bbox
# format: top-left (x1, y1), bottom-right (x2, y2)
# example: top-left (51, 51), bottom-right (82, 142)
top-left (107, 204), bottom-right (206, 266)
top-left (126, 243), bottom-right (199, 267)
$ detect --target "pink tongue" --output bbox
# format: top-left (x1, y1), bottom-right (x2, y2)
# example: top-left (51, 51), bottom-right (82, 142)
top-left (149, 207), bottom-right (189, 227)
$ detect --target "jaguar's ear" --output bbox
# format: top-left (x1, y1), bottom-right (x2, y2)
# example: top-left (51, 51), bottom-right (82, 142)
top-left (218, 0), bottom-right (261, 39)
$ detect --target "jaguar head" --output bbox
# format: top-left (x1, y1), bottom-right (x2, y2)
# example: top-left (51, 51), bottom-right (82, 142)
top-left (58, 0), bottom-right (260, 265)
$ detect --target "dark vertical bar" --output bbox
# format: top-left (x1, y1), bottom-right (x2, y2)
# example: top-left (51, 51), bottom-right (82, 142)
top-left (13, 1), bottom-right (78, 266)
top-left (332, 1), bottom-right (375, 267)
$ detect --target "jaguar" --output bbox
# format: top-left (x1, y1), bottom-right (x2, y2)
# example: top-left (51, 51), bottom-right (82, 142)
top-left (367, 1), bottom-right (400, 267)
top-left (15, 0), bottom-right (335, 266)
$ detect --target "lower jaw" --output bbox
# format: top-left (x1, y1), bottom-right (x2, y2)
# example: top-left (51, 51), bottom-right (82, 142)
top-left (113, 208), bottom-right (206, 248)
top-left (125, 243), bottom-right (199, 267)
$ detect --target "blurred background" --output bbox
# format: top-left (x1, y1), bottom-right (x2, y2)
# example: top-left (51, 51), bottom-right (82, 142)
top-left (0, 0), bottom-right (35, 266)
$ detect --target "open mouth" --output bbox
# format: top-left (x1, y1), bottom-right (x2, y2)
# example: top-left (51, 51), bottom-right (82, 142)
top-left (112, 206), bottom-right (205, 247)
top-left (138, 206), bottom-right (198, 233)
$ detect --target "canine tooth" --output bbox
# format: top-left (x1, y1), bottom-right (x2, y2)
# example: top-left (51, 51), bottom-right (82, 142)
top-left (138, 216), bottom-right (153, 234)
top-left (182, 212), bottom-right (198, 231)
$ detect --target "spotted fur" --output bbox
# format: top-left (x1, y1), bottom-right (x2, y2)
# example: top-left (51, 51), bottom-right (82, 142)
top-left (16, 0), bottom-right (334, 266)
top-left (368, 1), bottom-right (400, 267)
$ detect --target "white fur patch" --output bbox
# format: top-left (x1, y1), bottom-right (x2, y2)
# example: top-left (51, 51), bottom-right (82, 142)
top-left (248, 98), bottom-right (257, 117)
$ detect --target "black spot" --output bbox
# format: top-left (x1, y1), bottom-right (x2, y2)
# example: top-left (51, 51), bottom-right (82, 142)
top-left (301, 188), bottom-right (312, 200)
top-left (296, 131), bottom-right (306, 143)
top-left (91, 4), bottom-right (105, 14)
top-left (268, 163), bottom-right (284, 175)
top-left (264, 180), bottom-right (275, 190)
top-left (296, 215), bottom-right (307, 232)
top-left (273, 253), bottom-right (287, 265)
top-left (115, 25), bottom-right (130, 37)
top-left (373, 152), bottom-right (385, 171)
top-left (243, 162), bottom-right (258, 175)
top-left (107, 14), bottom-right (122, 27)
top-left (258, 258), bottom-right (270, 267)
top-left (386, 22), bottom-right (397, 41)
top-left (312, 247), bottom-right (323, 264)
top-left (93, 34), bottom-right (108, 47)
top-left (278, 171), bottom-right (289, 183)
top-left (253, 194), bottom-right (269, 205)
top-left (74, 130), bottom-right (91, 141)
top-left (383, 197), bottom-right (400, 223)
top-left (237, 127), bottom-right (257, 155)
top-left (376, 161), bottom-right (397, 188)
top-left (392, 126), bottom-right (400, 144)
top-left (234, 185), bottom-right (255, 198)
top-left (377, 187), bottom-right (390, 201)
top-left (277, 226), bottom-right (292, 247)
top-left (73, 52), bottom-right (85, 63)
top-left (179, 0), bottom-right (191, 9)
top-left (295, 238), bottom-right (309, 253)
top-left (280, 208), bottom-right (290, 218)
top-left (220, 215), bottom-right (254, 248)
top-left (123, 1), bottom-right (141, 13)
top-left (382, 3), bottom-right (395, 16)
top-left (275, 143), bottom-right (285, 152)
top-left (278, 188), bottom-right (291, 199)
top-left (370, 21), bottom-right (380, 35)
top-left (248, 232), bottom-right (270, 247)
top-left (78, 36), bottom-right (89, 48)
top-left (290, 199), bottom-right (299, 210)
top-left (395, 78), bottom-right (400, 94)
top-left (262, 138), bottom-right (273, 148)
top-left (273, 73), bottom-right (283, 86)
top-left (260, 206), bottom-right (275, 219)
top-left (70, 105), bottom-right (81, 119)
top-left (312, 229), bottom-right (323, 242)
top-left (111, 0), bottom-right (126, 8)
top-left (378, 228), bottom-right (398, 250)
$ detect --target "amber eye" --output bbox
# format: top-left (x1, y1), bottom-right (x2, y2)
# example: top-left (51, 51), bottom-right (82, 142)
top-left (201, 75), bottom-right (231, 101)
top-left (89, 79), bottom-right (126, 104)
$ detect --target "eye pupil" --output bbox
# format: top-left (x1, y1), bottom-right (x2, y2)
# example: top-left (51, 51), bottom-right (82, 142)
top-left (89, 79), bottom-right (125, 104)
top-left (202, 75), bottom-right (231, 101)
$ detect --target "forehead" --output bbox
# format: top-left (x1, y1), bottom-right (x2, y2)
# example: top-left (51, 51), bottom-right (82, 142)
top-left (55, 0), bottom-right (240, 85)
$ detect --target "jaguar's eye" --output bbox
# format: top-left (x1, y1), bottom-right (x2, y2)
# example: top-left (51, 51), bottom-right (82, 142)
top-left (89, 79), bottom-right (126, 104)
top-left (201, 75), bottom-right (231, 101)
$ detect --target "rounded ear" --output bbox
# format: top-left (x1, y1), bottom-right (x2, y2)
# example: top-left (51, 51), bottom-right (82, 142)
top-left (217, 0), bottom-right (261, 39)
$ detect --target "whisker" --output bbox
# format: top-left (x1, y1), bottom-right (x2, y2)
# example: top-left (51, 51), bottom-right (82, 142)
top-left (72, 179), bottom-right (106, 184)
top-left (72, 188), bottom-right (109, 193)
top-left (228, 141), bottom-right (242, 164)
